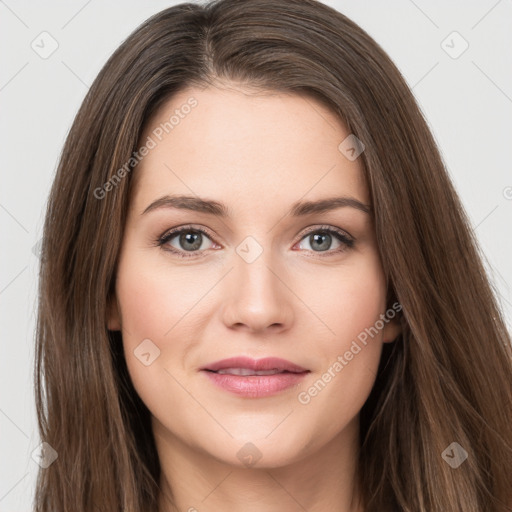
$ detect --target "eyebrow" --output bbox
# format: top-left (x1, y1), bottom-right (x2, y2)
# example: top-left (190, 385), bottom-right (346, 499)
top-left (141, 194), bottom-right (371, 217)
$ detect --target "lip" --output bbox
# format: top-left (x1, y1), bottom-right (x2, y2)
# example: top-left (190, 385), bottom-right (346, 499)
top-left (200, 357), bottom-right (310, 398)
top-left (200, 356), bottom-right (308, 373)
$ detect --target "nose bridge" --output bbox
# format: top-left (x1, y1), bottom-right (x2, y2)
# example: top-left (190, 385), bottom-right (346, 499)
top-left (236, 239), bottom-right (279, 295)
top-left (222, 234), bottom-right (293, 332)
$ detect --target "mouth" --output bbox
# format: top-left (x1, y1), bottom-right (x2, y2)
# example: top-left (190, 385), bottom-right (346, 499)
top-left (200, 356), bottom-right (309, 374)
top-left (200, 356), bottom-right (310, 398)
top-left (203, 368), bottom-right (307, 376)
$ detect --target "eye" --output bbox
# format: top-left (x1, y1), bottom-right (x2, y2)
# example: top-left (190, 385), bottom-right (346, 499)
top-left (157, 226), bottom-right (217, 258)
top-left (156, 224), bottom-right (355, 259)
top-left (294, 225), bottom-right (354, 255)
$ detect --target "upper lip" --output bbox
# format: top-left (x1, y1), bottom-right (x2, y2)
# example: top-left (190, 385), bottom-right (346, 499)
top-left (201, 356), bottom-right (309, 373)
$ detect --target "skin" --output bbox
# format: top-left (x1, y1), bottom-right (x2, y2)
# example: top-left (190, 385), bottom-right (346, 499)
top-left (108, 82), bottom-right (401, 512)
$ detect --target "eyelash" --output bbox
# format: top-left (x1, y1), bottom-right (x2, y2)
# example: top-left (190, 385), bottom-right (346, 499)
top-left (156, 224), bottom-right (355, 259)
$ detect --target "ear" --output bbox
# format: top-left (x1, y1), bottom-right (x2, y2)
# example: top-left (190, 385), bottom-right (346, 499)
top-left (382, 315), bottom-right (402, 343)
top-left (106, 293), bottom-right (122, 331)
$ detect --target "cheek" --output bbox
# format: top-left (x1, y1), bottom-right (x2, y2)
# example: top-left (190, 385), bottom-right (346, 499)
top-left (296, 251), bottom-right (387, 346)
top-left (293, 253), bottom-right (387, 424)
top-left (116, 268), bottom-right (178, 341)
top-left (333, 256), bottom-right (387, 369)
top-left (113, 252), bottom-right (201, 405)
top-left (115, 247), bottom-right (211, 343)
top-left (333, 268), bottom-right (386, 345)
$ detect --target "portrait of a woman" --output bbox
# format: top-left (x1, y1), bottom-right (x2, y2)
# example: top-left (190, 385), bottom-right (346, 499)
top-left (33, 0), bottom-right (512, 510)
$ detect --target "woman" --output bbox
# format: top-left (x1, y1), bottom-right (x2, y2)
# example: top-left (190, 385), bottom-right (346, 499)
top-left (34, 0), bottom-right (512, 510)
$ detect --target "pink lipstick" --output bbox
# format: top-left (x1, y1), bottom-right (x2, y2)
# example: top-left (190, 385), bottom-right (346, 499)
top-left (200, 356), bottom-right (310, 398)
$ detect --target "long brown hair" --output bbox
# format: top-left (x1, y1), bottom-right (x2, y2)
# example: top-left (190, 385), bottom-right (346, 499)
top-left (34, 0), bottom-right (512, 510)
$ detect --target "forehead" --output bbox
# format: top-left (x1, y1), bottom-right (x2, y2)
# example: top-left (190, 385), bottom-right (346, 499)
top-left (131, 84), bottom-right (368, 214)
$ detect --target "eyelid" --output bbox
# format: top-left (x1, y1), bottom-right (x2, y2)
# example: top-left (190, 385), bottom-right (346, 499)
top-left (159, 223), bottom-right (217, 242)
top-left (298, 224), bottom-right (354, 242)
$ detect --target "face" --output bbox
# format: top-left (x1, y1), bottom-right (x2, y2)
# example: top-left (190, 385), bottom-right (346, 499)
top-left (108, 83), bottom-right (400, 469)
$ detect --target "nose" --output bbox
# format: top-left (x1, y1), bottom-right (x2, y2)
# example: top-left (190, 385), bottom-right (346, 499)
top-left (220, 246), bottom-right (294, 334)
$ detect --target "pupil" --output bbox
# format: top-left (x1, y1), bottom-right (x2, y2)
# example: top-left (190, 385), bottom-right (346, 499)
top-left (180, 231), bottom-right (202, 251)
top-left (311, 233), bottom-right (331, 251)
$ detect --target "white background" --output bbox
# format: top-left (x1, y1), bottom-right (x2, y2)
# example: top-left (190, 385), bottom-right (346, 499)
top-left (1, 0), bottom-right (511, 509)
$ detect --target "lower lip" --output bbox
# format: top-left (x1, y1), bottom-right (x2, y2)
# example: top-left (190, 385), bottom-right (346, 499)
top-left (201, 370), bottom-right (309, 398)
